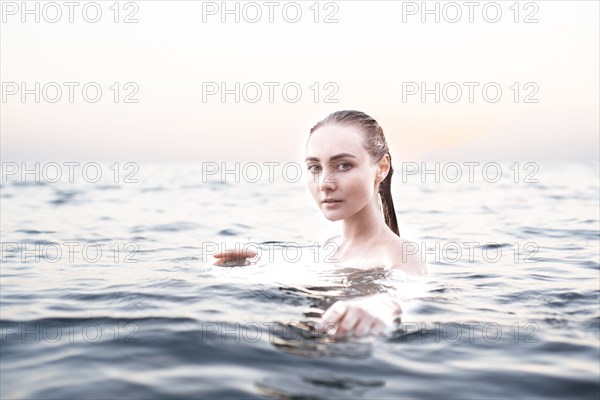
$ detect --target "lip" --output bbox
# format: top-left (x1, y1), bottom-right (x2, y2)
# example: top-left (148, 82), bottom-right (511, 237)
top-left (322, 199), bottom-right (343, 208)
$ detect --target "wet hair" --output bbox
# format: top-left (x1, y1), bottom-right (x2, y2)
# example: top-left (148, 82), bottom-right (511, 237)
top-left (309, 110), bottom-right (400, 236)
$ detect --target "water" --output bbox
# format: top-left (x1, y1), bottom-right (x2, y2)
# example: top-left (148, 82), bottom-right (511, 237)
top-left (1, 161), bottom-right (599, 399)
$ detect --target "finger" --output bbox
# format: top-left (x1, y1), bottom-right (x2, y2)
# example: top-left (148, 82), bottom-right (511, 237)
top-left (213, 258), bottom-right (252, 267)
top-left (320, 301), bottom-right (348, 332)
top-left (370, 319), bottom-right (388, 336)
top-left (321, 301), bottom-right (346, 323)
top-left (213, 249), bottom-right (258, 260)
top-left (336, 308), bottom-right (361, 337)
top-left (213, 250), bottom-right (245, 259)
top-left (215, 253), bottom-right (244, 262)
top-left (353, 316), bottom-right (376, 337)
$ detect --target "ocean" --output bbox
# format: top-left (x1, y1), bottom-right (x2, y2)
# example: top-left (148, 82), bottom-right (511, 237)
top-left (1, 160), bottom-right (598, 399)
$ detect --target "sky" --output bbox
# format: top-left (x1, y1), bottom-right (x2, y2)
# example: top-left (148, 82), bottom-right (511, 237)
top-left (1, 0), bottom-right (599, 163)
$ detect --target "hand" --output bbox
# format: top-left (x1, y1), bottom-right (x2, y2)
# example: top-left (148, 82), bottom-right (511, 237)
top-left (320, 294), bottom-right (402, 338)
top-left (213, 248), bottom-right (258, 267)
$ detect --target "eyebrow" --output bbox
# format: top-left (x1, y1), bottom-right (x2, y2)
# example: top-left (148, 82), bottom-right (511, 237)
top-left (305, 153), bottom-right (357, 163)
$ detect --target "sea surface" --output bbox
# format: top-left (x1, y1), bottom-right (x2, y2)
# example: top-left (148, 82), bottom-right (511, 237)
top-left (1, 161), bottom-right (599, 399)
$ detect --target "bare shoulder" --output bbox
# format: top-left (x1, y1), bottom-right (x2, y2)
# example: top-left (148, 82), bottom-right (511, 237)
top-left (387, 236), bottom-right (428, 276)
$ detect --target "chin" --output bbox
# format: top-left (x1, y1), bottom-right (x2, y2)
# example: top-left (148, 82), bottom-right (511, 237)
top-left (320, 210), bottom-right (345, 222)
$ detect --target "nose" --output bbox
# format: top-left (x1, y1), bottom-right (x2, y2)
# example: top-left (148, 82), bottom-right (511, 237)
top-left (316, 164), bottom-right (338, 191)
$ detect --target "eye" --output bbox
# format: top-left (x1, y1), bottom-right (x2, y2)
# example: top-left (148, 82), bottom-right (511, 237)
top-left (307, 164), bottom-right (321, 173)
top-left (338, 163), bottom-right (352, 171)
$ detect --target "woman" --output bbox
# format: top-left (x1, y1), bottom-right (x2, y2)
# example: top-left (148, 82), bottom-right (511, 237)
top-left (214, 110), bottom-right (426, 338)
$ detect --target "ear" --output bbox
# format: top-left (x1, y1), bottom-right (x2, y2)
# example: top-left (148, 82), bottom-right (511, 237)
top-left (376, 154), bottom-right (391, 184)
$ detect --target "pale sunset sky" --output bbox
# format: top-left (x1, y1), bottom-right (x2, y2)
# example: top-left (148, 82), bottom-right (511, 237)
top-left (1, 0), bottom-right (598, 163)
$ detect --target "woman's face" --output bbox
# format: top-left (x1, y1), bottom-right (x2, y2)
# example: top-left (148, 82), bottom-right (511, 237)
top-left (305, 124), bottom-right (385, 222)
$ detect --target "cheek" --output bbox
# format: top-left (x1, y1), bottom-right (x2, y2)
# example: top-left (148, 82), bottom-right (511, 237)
top-left (306, 176), bottom-right (319, 197)
top-left (345, 173), bottom-right (373, 197)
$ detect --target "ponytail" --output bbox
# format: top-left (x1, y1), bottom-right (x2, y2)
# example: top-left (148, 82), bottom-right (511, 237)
top-left (378, 157), bottom-right (400, 236)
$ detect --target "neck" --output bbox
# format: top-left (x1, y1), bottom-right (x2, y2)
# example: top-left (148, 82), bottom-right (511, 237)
top-left (341, 194), bottom-right (389, 245)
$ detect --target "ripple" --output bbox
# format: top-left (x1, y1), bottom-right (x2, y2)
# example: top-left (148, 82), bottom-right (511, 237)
top-left (131, 222), bottom-right (201, 233)
top-left (216, 228), bottom-right (242, 236)
top-left (14, 229), bottom-right (56, 235)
